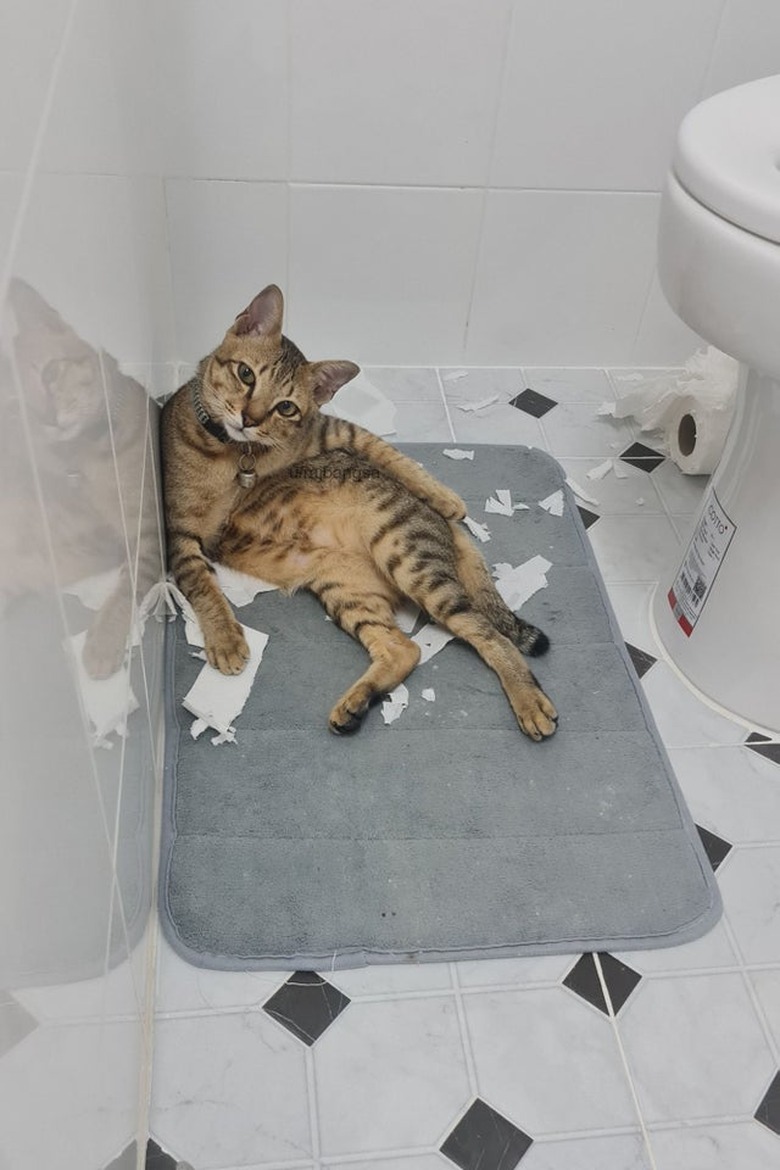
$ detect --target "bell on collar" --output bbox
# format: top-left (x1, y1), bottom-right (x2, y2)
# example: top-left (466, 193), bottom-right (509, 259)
top-left (237, 448), bottom-right (257, 488)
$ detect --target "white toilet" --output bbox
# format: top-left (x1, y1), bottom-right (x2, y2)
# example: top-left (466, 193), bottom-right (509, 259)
top-left (653, 73), bottom-right (780, 734)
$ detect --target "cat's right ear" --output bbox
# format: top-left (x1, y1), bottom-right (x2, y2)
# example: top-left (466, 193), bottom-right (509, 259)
top-left (231, 284), bottom-right (284, 338)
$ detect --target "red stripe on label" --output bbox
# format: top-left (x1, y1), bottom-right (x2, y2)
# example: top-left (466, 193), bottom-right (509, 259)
top-left (679, 613), bottom-right (693, 637)
top-left (668, 588), bottom-right (677, 610)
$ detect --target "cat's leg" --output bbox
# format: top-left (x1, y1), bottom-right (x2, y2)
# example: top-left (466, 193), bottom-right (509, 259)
top-left (450, 525), bottom-right (550, 657)
top-left (307, 552), bottom-right (421, 734)
top-left (377, 534), bottom-right (557, 741)
top-left (168, 531), bottom-right (250, 674)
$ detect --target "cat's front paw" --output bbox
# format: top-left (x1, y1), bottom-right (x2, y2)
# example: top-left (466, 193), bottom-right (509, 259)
top-left (429, 486), bottom-right (467, 521)
top-left (205, 621), bottom-right (250, 675)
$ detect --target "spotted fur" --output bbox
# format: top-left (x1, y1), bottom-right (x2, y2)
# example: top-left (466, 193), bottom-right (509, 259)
top-left (161, 285), bottom-right (557, 739)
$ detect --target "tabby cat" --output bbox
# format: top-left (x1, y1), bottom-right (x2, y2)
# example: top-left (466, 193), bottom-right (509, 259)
top-left (161, 285), bottom-right (557, 740)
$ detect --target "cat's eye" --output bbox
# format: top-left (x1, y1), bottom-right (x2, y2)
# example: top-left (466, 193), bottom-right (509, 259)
top-left (275, 399), bottom-right (299, 417)
top-left (236, 362), bottom-right (255, 387)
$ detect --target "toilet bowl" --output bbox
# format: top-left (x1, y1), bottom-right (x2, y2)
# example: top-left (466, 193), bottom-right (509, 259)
top-left (653, 74), bottom-right (780, 733)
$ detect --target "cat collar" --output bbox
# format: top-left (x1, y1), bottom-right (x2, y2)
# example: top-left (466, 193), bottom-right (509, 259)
top-left (190, 380), bottom-right (230, 443)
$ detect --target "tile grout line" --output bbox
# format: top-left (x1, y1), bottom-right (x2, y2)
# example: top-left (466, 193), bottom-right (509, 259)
top-left (592, 953), bottom-right (659, 1170)
top-left (448, 963), bottom-right (480, 1099)
top-left (434, 368), bottom-right (458, 445)
top-left (304, 1047), bottom-right (321, 1164)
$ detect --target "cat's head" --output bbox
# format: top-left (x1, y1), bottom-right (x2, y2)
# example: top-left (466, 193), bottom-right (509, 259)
top-left (199, 284), bottom-right (359, 446)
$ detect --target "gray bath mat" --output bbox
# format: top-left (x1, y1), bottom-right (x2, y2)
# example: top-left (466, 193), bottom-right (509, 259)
top-left (160, 445), bottom-right (721, 970)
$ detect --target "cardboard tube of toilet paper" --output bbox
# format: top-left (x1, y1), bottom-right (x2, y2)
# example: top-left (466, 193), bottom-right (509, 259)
top-left (665, 395), bottom-right (734, 475)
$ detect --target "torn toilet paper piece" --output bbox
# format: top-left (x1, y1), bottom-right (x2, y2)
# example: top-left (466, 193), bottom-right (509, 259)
top-left (613, 459), bottom-right (628, 480)
top-left (587, 459), bottom-right (614, 481)
top-left (182, 623), bottom-right (269, 740)
top-left (538, 490), bottom-right (564, 517)
top-left (463, 515), bottom-right (491, 542)
top-left (68, 630), bottom-right (138, 744)
top-left (382, 683), bottom-right (409, 725)
top-left (565, 477), bottom-right (599, 507)
top-left (320, 371), bottom-right (397, 436)
top-left (214, 564), bottom-right (278, 607)
top-left (492, 555), bottom-right (552, 611)
top-left (412, 623), bottom-right (455, 664)
top-left (599, 347), bottom-right (738, 475)
top-left (443, 448), bottom-right (475, 461)
top-left (485, 489), bottom-right (514, 516)
top-left (457, 395), bottom-right (499, 413)
top-left (421, 687), bottom-right (436, 702)
top-left (441, 369), bottom-right (469, 383)
top-left (394, 600), bottom-right (420, 634)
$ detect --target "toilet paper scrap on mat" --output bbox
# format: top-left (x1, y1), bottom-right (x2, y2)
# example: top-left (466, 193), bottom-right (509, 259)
top-left (492, 555), bottom-right (552, 611)
top-left (183, 623), bottom-right (269, 743)
top-left (599, 346), bottom-right (738, 475)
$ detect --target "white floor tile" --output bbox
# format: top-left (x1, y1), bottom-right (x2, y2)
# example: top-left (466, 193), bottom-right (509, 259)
top-left (668, 746), bottom-right (780, 845)
top-left (650, 1121), bottom-right (780, 1170)
top-left (618, 973), bottom-right (775, 1124)
top-left (151, 1012), bottom-right (311, 1166)
top-left (391, 401), bottom-right (454, 443)
top-left (749, 969), bottom-right (780, 1054)
top-left (524, 368), bottom-right (614, 404)
top-left (155, 933), bottom-right (290, 1015)
top-left (586, 515), bottom-right (681, 584)
top-left (719, 847), bottom-right (780, 966)
top-left (450, 402), bottom-right (546, 448)
top-left (558, 458), bottom-right (665, 514)
top-left (463, 987), bottom-right (638, 1135)
top-left (313, 996), bottom-right (470, 1155)
top-left (603, 582), bottom-right (656, 651)
top-left (363, 367), bottom-right (444, 404)
top-left (522, 1132), bottom-right (652, 1169)
top-left (642, 664), bottom-right (750, 749)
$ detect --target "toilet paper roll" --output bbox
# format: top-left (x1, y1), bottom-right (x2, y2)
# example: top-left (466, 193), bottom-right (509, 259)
top-left (665, 394), bottom-right (735, 475)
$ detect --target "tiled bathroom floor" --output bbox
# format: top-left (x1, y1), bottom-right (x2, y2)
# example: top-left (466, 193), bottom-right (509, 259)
top-left (148, 368), bottom-right (780, 1170)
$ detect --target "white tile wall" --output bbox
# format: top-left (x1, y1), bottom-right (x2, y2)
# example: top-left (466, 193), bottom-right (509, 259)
top-left (287, 184), bottom-right (483, 363)
top-left (161, 0), bottom-right (777, 366)
top-left (165, 179), bottom-right (288, 363)
top-left (290, 0), bottom-right (512, 186)
top-left (490, 0), bottom-right (723, 192)
top-left (465, 191), bottom-right (661, 366)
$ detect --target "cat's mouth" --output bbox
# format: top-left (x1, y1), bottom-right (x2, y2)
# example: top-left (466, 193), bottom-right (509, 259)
top-left (224, 420), bottom-right (269, 448)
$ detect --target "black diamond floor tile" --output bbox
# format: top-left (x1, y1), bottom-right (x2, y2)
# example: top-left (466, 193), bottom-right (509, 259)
top-left (441, 1098), bottom-right (533, 1170)
top-left (745, 733), bottom-right (780, 766)
top-left (563, 952), bottom-right (642, 1015)
top-left (619, 442), bottom-right (666, 473)
top-left (509, 388), bottom-right (558, 418)
top-left (755, 1071), bottom-right (780, 1136)
top-left (263, 971), bottom-right (350, 1045)
top-left (697, 824), bottom-right (733, 872)
top-left (146, 1139), bottom-right (178, 1169)
top-left (577, 505), bottom-right (600, 530)
top-left (625, 642), bottom-right (657, 679)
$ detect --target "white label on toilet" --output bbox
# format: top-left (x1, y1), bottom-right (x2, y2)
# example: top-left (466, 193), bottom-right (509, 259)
top-left (668, 489), bottom-right (736, 637)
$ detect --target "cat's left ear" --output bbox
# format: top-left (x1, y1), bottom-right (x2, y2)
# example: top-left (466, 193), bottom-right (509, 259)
top-left (232, 284), bottom-right (284, 337)
top-left (308, 360), bottom-right (360, 405)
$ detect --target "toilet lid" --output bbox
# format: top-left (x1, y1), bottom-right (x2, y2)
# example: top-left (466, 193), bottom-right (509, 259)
top-left (674, 74), bottom-right (780, 245)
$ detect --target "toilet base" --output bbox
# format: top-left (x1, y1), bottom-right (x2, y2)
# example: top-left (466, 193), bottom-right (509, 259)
top-left (652, 366), bottom-right (780, 734)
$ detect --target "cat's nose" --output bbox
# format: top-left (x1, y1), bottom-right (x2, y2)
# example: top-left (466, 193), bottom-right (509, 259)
top-left (241, 412), bottom-right (253, 428)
